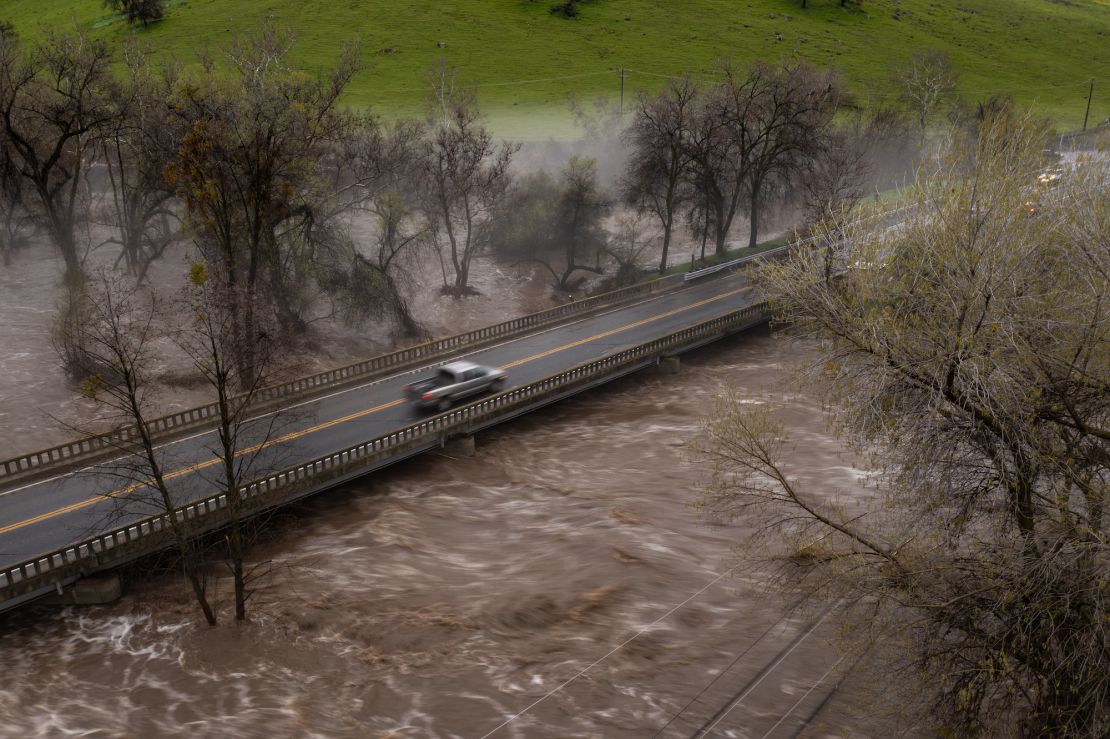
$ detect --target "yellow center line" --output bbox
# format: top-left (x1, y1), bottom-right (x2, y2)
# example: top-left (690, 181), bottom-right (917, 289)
top-left (0, 285), bottom-right (750, 535)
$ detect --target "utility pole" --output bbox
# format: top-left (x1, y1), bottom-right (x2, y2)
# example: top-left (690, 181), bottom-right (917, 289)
top-left (617, 66), bottom-right (626, 117)
top-left (1083, 79), bottom-right (1094, 131)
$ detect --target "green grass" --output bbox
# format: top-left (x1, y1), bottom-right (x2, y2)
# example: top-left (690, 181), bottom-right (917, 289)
top-left (4, 0), bottom-right (1109, 138)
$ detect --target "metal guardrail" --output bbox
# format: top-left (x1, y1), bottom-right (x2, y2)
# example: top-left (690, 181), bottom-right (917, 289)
top-left (683, 203), bottom-right (917, 283)
top-left (0, 301), bottom-right (770, 608)
top-left (683, 242), bottom-right (797, 282)
top-left (0, 275), bottom-right (682, 487)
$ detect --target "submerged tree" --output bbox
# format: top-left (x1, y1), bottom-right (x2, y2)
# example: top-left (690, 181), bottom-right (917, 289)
top-left (0, 29), bottom-right (117, 286)
top-left (489, 158), bottom-right (610, 291)
top-left (419, 61), bottom-right (515, 296)
top-left (548, 156), bottom-right (610, 290)
top-left (67, 273), bottom-right (217, 625)
top-left (178, 264), bottom-right (291, 622)
top-left (693, 111), bottom-right (1110, 735)
top-left (99, 41), bottom-right (181, 284)
top-left (622, 77), bottom-right (697, 273)
top-left (325, 116), bottom-right (427, 337)
top-left (166, 25), bottom-right (359, 385)
top-left (605, 211), bottom-right (660, 287)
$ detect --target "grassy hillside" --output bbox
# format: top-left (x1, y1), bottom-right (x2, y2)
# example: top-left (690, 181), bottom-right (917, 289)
top-left (4, 0), bottom-right (1109, 138)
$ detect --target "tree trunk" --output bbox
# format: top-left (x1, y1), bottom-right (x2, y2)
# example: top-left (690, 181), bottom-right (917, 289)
top-left (185, 559), bottom-right (217, 626)
top-left (714, 217), bottom-right (729, 257)
top-left (51, 221), bottom-right (84, 288)
top-left (748, 180), bottom-right (762, 249)
top-left (658, 216), bottom-right (672, 274)
top-left (699, 209), bottom-right (709, 261)
top-left (453, 259), bottom-right (469, 295)
top-left (227, 524), bottom-right (247, 621)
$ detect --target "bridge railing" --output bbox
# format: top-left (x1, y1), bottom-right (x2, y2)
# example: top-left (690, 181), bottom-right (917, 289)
top-left (684, 241), bottom-right (799, 282)
top-left (0, 274), bottom-right (684, 487)
top-left (0, 301), bottom-right (770, 606)
top-left (2, 200), bottom-right (920, 488)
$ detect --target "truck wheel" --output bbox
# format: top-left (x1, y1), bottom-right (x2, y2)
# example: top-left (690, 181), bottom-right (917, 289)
top-left (437, 398), bottom-right (451, 413)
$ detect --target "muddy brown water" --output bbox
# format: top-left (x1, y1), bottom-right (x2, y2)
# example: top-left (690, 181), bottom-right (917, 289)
top-left (0, 327), bottom-right (918, 738)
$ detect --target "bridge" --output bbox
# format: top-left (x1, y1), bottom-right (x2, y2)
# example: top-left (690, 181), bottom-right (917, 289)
top-left (0, 261), bottom-right (775, 613)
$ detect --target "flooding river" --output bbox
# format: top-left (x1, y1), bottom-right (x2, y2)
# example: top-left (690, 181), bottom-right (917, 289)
top-left (0, 327), bottom-right (909, 738)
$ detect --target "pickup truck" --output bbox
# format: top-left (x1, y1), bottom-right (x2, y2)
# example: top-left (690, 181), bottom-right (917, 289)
top-left (404, 360), bottom-right (508, 412)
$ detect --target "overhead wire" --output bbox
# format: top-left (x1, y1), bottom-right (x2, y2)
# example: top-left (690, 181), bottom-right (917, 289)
top-left (689, 602), bottom-right (840, 738)
top-left (478, 561), bottom-right (747, 738)
top-left (759, 653), bottom-right (847, 739)
top-left (651, 594), bottom-right (812, 738)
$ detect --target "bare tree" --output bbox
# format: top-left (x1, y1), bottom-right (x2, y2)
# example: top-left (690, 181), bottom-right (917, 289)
top-left (328, 187), bottom-right (425, 337)
top-left (98, 42), bottom-right (181, 284)
top-left (799, 104), bottom-right (913, 238)
top-left (178, 266), bottom-right (290, 622)
top-left (326, 116), bottom-right (427, 337)
top-left (693, 110), bottom-right (1110, 735)
top-left (605, 211), bottom-right (660, 286)
top-left (488, 170), bottom-right (560, 264)
top-left (737, 62), bottom-right (842, 248)
top-left (419, 61), bottom-right (516, 296)
top-left (897, 49), bottom-right (957, 143)
top-left (622, 77), bottom-right (697, 273)
top-left (67, 272), bottom-right (217, 625)
top-left (798, 124), bottom-right (869, 234)
top-left (166, 25), bottom-right (359, 384)
top-left (686, 63), bottom-right (839, 255)
top-left (0, 29), bottom-right (118, 286)
top-left (548, 156), bottom-right (609, 290)
top-left (684, 176), bottom-right (717, 265)
top-left (685, 83), bottom-right (745, 258)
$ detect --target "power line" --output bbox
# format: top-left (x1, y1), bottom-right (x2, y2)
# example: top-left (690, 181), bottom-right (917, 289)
top-left (760, 653), bottom-right (847, 739)
top-left (479, 562), bottom-right (744, 738)
top-left (652, 594), bottom-right (811, 738)
top-left (785, 651), bottom-right (867, 739)
top-left (689, 601), bottom-right (839, 738)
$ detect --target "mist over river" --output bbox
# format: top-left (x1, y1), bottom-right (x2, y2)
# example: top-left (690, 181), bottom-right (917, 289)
top-left (0, 328), bottom-right (917, 737)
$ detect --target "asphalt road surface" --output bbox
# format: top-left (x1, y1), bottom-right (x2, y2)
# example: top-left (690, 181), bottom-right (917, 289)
top-left (0, 272), bottom-right (758, 568)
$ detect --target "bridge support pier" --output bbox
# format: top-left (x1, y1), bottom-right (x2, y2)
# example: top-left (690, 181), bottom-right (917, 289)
top-left (443, 434), bottom-right (476, 458)
top-left (40, 574), bottom-right (122, 606)
top-left (658, 356), bottom-right (681, 375)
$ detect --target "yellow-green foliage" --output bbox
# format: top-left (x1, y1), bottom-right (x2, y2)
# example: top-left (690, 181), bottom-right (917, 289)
top-left (187, 261), bottom-right (207, 287)
top-left (3, 0), bottom-right (1108, 137)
